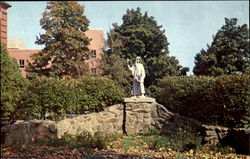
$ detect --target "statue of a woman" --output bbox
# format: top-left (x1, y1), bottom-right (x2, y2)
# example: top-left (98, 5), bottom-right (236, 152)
top-left (127, 56), bottom-right (146, 97)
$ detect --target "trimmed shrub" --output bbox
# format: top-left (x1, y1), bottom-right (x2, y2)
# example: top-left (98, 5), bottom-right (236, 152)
top-left (20, 76), bottom-right (125, 120)
top-left (0, 44), bottom-right (29, 120)
top-left (154, 75), bottom-right (250, 128)
top-left (74, 76), bottom-right (125, 113)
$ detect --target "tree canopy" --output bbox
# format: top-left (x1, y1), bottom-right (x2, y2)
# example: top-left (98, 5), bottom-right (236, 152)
top-left (27, 1), bottom-right (91, 78)
top-left (104, 7), bottom-right (187, 89)
top-left (100, 53), bottom-right (131, 95)
top-left (107, 8), bottom-right (169, 61)
top-left (0, 44), bottom-right (29, 118)
top-left (193, 18), bottom-right (250, 76)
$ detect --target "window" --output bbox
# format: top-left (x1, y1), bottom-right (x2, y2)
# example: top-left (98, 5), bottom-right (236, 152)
top-left (19, 59), bottom-right (25, 68)
top-left (91, 68), bottom-right (97, 75)
top-left (91, 50), bottom-right (96, 58)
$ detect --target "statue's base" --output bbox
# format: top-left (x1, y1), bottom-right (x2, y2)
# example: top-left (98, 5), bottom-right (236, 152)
top-left (123, 96), bottom-right (156, 103)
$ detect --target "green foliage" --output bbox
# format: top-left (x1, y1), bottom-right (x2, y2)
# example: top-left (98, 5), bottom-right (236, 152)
top-left (107, 7), bottom-right (169, 60)
top-left (19, 77), bottom-right (75, 120)
top-left (160, 127), bottom-right (203, 152)
top-left (27, 1), bottom-right (91, 78)
top-left (193, 18), bottom-right (250, 76)
top-left (0, 44), bottom-right (29, 119)
top-left (145, 55), bottom-right (183, 86)
top-left (20, 76), bottom-right (125, 120)
top-left (74, 76), bottom-right (125, 112)
top-left (37, 131), bottom-right (119, 150)
top-left (100, 53), bottom-right (132, 95)
top-left (107, 128), bottom-right (202, 153)
top-left (154, 75), bottom-right (250, 128)
top-left (105, 7), bottom-right (188, 88)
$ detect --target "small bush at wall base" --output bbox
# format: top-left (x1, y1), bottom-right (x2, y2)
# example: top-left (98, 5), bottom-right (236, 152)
top-left (154, 75), bottom-right (250, 128)
top-left (36, 131), bottom-right (120, 150)
top-left (19, 76), bottom-right (125, 120)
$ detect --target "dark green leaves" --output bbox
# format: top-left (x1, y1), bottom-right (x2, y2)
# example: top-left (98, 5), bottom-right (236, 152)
top-left (193, 18), bottom-right (250, 76)
top-left (20, 77), bottom-right (125, 120)
top-left (155, 75), bottom-right (250, 128)
top-left (0, 44), bottom-right (29, 119)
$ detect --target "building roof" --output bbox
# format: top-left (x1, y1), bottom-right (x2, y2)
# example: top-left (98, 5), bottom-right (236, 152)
top-left (8, 39), bottom-right (28, 49)
top-left (0, 2), bottom-right (12, 9)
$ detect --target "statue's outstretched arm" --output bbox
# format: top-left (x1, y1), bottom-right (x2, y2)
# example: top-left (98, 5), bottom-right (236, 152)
top-left (127, 58), bottom-right (134, 73)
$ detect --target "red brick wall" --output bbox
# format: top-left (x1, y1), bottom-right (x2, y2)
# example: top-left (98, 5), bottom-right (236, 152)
top-left (0, 2), bottom-right (11, 45)
top-left (85, 29), bottom-right (105, 75)
top-left (1, 6), bottom-right (8, 45)
top-left (8, 49), bottom-right (40, 76)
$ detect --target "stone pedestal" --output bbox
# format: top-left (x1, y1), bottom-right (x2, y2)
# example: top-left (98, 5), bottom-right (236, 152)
top-left (123, 96), bottom-right (166, 135)
top-left (123, 96), bottom-right (156, 103)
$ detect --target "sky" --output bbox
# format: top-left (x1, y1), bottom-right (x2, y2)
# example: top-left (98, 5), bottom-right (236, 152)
top-left (6, 1), bottom-right (249, 75)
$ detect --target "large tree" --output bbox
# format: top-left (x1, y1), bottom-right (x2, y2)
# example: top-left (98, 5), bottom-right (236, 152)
top-left (104, 7), bottom-right (187, 88)
top-left (27, 1), bottom-right (91, 78)
top-left (107, 8), bottom-right (169, 60)
top-left (100, 53), bottom-right (131, 95)
top-left (193, 18), bottom-right (250, 76)
top-left (0, 44), bottom-right (29, 119)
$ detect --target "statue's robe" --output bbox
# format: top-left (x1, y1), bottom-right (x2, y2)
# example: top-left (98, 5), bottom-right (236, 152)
top-left (129, 63), bottom-right (145, 96)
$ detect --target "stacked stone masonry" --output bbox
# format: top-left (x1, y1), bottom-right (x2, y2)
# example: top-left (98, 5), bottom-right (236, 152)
top-left (2, 98), bottom-right (188, 146)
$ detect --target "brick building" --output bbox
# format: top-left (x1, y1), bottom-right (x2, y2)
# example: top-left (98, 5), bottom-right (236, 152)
top-left (83, 29), bottom-right (105, 75)
top-left (0, 1), bottom-right (11, 45)
top-left (7, 30), bottom-right (104, 76)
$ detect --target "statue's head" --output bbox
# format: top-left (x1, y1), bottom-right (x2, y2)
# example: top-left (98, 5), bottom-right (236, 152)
top-left (135, 56), bottom-right (142, 64)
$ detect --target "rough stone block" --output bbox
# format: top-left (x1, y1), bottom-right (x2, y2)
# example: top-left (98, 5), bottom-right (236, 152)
top-left (123, 97), bottom-right (156, 103)
top-left (205, 130), bottom-right (217, 136)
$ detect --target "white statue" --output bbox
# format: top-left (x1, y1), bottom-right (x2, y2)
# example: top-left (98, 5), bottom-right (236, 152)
top-left (127, 56), bottom-right (146, 98)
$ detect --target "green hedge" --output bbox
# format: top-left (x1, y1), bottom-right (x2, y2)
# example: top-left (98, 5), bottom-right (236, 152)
top-left (74, 77), bottom-right (125, 113)
top-left (1, 44), bottom-right (29, 120)
top-left (19, 76), bottom-right (125, 120)
top-left (154, 75), bottom-right (250, 128)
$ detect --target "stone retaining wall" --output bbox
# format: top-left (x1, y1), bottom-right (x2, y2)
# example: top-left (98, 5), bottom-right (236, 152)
top-left (3, 97), bottom-right (201, 146)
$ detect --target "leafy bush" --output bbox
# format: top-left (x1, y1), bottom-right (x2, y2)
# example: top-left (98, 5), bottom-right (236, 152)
top-left (0, 44), bottom-right (29, 120)
top-left (19, 77), bottom-right (75, 120)
top-left (154, 75), bottom-right (250, 128)
top-left (20, 76), bottom-right (125, 120)
top-left (160, 126), bottom-right (203, 152)
top-left (74, 76), bottom-right (125, 113)
top-left (37, 131), bottom-right (119, 150)
top-left (100, 53), bottom-right (132, 96)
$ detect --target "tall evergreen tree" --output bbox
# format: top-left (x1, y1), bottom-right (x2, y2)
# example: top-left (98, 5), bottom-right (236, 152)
top-left (0, 44), bottom-right (29, 119)
top-left (104, 7), bottom-right (187, 88)
top-left (107, 8), bottom-right (169, 60)
top-left (27, 1), bottom-right (91, 78)
top-left (193, 18), bottom-right (250, 76)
